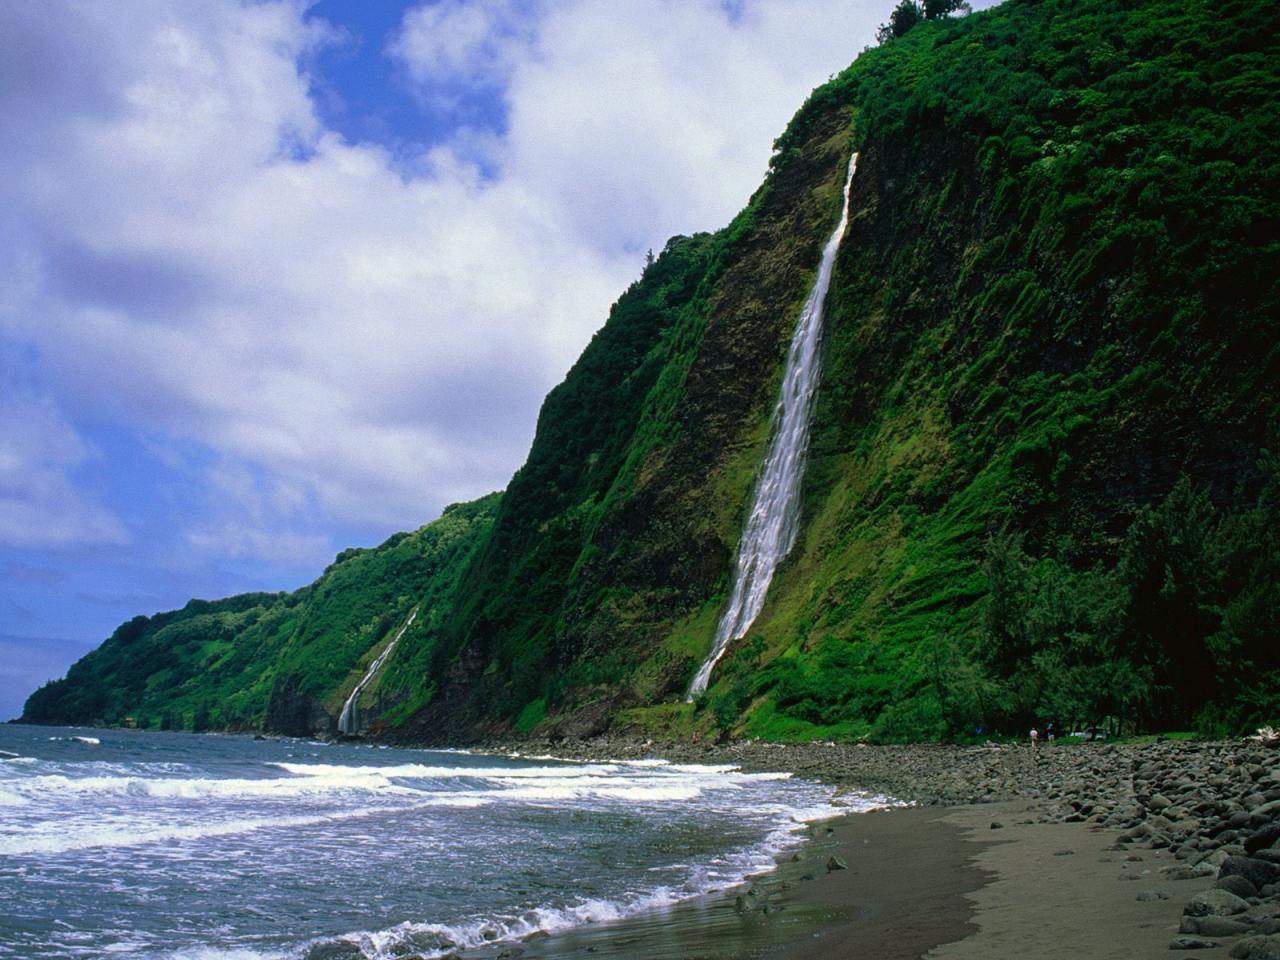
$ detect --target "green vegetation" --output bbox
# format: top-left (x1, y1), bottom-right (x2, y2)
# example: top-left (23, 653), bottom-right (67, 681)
top-left (724, 0), bottom-right (1280, 741)
top-left (24, 0), bottom-right (1279, 743)
top-left (22, 495), bottom-right (499, 733)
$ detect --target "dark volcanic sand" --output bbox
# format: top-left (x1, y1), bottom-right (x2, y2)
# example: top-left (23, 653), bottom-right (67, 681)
top-left (494, 806), bottom-right (987, 960)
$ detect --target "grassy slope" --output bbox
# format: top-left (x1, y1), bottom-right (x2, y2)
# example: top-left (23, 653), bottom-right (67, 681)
top-left (21, 495), bottom-right (499, 731)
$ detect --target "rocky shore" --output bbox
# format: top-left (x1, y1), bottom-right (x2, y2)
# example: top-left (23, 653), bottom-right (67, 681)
top-left (486, 734), bottom-right (1280, 956)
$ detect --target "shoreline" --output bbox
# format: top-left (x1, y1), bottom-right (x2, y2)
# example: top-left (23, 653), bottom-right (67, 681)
top-left (9, 725), bottom-right (1279, 957)
top-left (459, 736), bottom-right (1280, 959)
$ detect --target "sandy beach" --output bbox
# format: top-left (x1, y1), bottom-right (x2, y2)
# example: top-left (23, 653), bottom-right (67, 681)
top-left (480, 737), bottom-right (1280, 960)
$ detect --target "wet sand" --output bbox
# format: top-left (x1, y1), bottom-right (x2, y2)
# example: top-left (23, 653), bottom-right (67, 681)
top-left (487, 800), bottom-right (1211, 960)
top-left (494, 805), bottom-right (988, 960)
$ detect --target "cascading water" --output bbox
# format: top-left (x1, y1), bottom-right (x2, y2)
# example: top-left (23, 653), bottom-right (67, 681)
top-left (338, 606), bottom-right (418, 735)
top-left (688, 152), bottom-right (858, 699)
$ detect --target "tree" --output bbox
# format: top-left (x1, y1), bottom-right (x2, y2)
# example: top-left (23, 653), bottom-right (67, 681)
top-left (923, 0), bottom-right (968, 20)
top-left (877, 0), bottom-right (922, 44)
top-left (878, 0), bottom-right (968, 44)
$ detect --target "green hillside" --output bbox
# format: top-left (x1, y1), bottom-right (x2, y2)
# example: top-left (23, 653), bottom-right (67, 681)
top-left (21, 495), bottom-right (499, 734)
top-left (23, 0), bottom-right (1279, 742)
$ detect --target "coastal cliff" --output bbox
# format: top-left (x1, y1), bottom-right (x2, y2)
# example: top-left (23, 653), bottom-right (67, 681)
top-left (22, 0), bottom-right (1280, 742)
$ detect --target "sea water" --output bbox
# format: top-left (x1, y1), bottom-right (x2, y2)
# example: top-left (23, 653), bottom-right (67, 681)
top-left (0, 726), bottom-right (872, 959)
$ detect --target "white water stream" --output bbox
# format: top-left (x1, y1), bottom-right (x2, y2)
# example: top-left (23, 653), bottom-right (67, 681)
top-left (688, 152), bottom-right (858, 699)
top-left (338, 606), bottom-right (419, 735)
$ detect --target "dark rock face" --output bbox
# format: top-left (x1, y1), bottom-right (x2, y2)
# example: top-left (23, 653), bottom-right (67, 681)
top-left (265, 677), bottom-right (333, 738)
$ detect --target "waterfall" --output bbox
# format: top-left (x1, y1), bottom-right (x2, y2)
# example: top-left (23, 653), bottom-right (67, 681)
top-left (337, 606), bottom-right (419, 735)
top-left (688, 152), bottom-right (858, 699)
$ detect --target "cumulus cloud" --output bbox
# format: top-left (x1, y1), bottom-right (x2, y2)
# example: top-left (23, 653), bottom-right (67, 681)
top-left (0, 0), bottom-right (893, 560)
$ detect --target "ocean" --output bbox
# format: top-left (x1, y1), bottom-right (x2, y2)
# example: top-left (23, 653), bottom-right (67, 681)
top-left (0, 725), bottom-right (878, 959)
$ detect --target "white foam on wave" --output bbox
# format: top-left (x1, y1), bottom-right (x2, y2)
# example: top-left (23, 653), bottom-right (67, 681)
top-left (271, 761), bottom-right (621, 780)
top-left (1, 768), bottom-right (421, 803)
top-left (0, 793), bottom-right (491, 857)
top-left (315, 787), bottom-right (858, 960)
top-left (319, 885), bottom-right (688, 960)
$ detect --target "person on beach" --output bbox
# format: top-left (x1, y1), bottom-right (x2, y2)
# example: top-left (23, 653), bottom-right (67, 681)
top-left (1029, 726), bottom-right (1039, 745)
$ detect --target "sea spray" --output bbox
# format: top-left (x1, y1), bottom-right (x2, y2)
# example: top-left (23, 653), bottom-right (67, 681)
top-left (338, 606), bottom-right (418, 735)
top-left (689, 152), bottom-right (859, 698)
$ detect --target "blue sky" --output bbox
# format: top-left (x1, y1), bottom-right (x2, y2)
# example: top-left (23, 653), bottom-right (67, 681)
top-left (0, 0), bottom-right (992, 720)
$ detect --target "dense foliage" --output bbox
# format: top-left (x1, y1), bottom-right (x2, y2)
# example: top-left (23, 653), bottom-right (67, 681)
top-left (726, 0), bottom-right (1280, 740)
top-left (21, 496), bottom-right (498, 731)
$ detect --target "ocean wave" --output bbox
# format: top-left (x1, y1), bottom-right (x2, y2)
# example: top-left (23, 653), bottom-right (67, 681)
top-left (0, 794), bottom-right (491, 857)
top-left (0, 769), bottom-right (421, 803)
top-left (270, 760), bottom-right (622, 780)
top-left (311, 885), bottom-right (688, 960)
top-left (305, 789), bottom-right (845, 960)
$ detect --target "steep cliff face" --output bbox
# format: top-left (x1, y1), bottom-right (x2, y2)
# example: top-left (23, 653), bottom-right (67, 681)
top-left (402, 0), bottom-right (1278, 742)
top-left (25, 0), bottom-right (1280, 741)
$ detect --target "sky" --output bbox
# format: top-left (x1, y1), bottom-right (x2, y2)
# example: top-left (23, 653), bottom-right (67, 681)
top-left (0, 0), bottom-right (993, 720)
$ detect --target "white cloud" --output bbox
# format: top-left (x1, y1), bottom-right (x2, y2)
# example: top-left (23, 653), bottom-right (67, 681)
top-left (392, 0), bottom-right (533, 89)
top-left (0, 0), bottom-right (889, 560)
top-left (0, 377), bottom-right (128, 549)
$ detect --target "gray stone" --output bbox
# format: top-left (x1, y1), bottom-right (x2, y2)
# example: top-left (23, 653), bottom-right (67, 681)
top-left (1229, 935), bottom-right (1280, 959)
top-left (1219, 874), bottom-right (1263, 899)
top-left (1223, 856), bottom-right (1280, 891)
top-left (1195, 916), bottom-right (1254, 938)
top-left (1246, 825), bottom-right (1280, 856)
top-left (1186, 889), bottom-right (1252, 917)
top-left (1171, 935), bottom-right (1222, 949)
top-left (1139, 890), bottom-right (1172, 901)
top-left (826, 856), bottom-right (847, 872)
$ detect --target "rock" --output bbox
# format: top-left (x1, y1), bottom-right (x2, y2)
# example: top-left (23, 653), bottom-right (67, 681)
top-left (1139, 890), bottom-right (1172, 901)
top-left (1222, 856), bottom-right (1280, 890)
top-left (1054, 849), bottom-right (1075, 856)
top-left (1195, 916), bottom-right (1254, 938)
top-left (826, 856), bottom-right (847, 872)
top-left (1171, 935), bottom-right (1223, 949)
top-left (1246, 824), bottom-right (1280, 855)
top-left (1229, 935), bottom-right (1280, 959)
top-left (1166, 865), bottom-right (1206, 881)
top-left (1186, 889), bottom-right (1252, 917)
top-left (990, 821), bottom-right (1004, 829)
top-left (1219, 875), bottom-right (1263, 899)
top-left (1152, 794), bottom-right (1174, 810)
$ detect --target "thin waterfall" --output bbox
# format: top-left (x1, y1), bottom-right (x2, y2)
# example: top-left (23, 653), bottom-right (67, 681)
top-left (688, 152), bottom-right (858, 699)
top-left (338, 605), bottom-right (419, 735)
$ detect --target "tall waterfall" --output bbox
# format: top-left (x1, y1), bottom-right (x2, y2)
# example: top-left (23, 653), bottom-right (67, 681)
top-left (688, 152), bottom-right (858, 699)
top-left (337, 606), bottom-right (418, 735)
